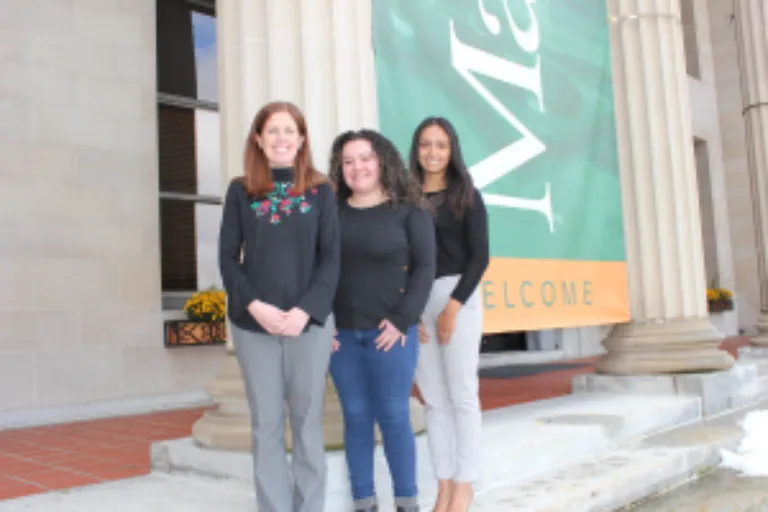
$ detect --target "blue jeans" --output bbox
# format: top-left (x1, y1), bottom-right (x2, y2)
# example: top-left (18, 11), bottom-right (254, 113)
top-left (330, 326), bottom-right (419, 508)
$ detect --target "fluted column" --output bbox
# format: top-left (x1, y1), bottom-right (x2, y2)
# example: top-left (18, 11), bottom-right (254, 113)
top-left (214, 0), bottom-right (379, 173)
top-left (193, 0), bottom-right (423, 451)
top-left (596, 0), bottom-right (734, 374)
top-left (734, 0), bottom-right (768, 347)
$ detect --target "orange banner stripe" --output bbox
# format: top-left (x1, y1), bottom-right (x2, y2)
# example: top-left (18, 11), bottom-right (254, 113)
top-left (480, 258), bottom-right (630, 333)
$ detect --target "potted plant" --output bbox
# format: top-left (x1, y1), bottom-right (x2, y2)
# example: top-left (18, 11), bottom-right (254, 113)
top-left (707, 286), bottom-right (734, 313)
top-left (164, 287), bottom-right (228, 347)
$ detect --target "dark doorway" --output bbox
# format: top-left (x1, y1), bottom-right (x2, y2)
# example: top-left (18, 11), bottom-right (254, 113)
top-left (480, 331), bottom-right (528, 352)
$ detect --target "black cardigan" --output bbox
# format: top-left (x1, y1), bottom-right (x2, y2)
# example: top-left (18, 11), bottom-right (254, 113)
top-left (218, 168), bottom-right (340, 333)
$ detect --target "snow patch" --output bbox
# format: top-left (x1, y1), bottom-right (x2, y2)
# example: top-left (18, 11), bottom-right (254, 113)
top-left (719, 409), bottom-right (768, 477)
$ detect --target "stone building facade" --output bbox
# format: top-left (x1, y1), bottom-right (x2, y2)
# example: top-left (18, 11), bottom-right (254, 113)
top-left (0, 0), bottom-right (766, 421)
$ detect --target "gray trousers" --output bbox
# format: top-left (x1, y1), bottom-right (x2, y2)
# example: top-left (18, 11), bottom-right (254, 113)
top-left (232, 316), bottom-right (335, 512)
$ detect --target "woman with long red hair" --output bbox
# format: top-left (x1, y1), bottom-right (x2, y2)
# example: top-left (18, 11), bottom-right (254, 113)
top-left (218, 101), bottom-right (340, 512)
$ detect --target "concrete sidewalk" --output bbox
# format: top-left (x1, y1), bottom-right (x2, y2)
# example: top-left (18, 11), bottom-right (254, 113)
top-left (3, 398), bottom-right (766, 512)
top-left (0, 394), bottom-right (729, 511)
top-left (0, 473), bottom-right (253, 512)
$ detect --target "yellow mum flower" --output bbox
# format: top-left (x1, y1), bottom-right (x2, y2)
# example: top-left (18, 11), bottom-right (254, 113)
top-left (717, 288), bottom-right (733, 300)
top-left (184, 287), bottom-right (228, 322)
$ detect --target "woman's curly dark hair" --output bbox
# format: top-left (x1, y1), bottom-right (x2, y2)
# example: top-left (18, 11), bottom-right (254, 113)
top-left (409, 117), bottom-right (475, 217)
top-left (329, 129), bottom-right (426, 207)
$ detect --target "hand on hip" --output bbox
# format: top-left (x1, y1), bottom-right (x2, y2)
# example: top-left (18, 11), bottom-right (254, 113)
top-left (375, 319), bottom-right (406, 352)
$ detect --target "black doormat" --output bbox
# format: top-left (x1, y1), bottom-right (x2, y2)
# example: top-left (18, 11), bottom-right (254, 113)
top-left (478, 362), bottom-right (591, 379)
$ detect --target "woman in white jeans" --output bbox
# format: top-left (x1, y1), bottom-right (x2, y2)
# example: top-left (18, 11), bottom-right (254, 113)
top-left (409, 117), bottom-right (489, 512)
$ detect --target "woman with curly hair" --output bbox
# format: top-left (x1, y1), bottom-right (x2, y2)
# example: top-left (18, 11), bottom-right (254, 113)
top-left (218, 101), bottom-right (339, 512)
top-left (409, 117), bottom-right (489, 512)
top-left (328, 129), bottom-right (436, 512)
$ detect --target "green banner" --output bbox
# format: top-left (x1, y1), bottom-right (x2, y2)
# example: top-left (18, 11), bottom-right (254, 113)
top-left (373, 0), bottom-right (630, 331)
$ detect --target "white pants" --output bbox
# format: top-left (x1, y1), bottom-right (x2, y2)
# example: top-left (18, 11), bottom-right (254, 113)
top-left (415, 275), bottom-right (483, 483)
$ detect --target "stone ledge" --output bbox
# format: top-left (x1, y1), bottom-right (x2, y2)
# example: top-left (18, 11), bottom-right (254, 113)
top-left (739, 346), bottom-right (768, 358)
top-left (0, 391), bottom-right (212, 430)
top-left (733, 376), bottom-right (768, 409)
top-left (572, 363), bottom-right (767, 417)
top-left (739, 346), bottom-right (768, 376)
top-left (151, 393), bottom-right (700, 511)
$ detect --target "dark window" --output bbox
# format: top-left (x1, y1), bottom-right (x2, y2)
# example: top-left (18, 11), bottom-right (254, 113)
top-left (680, 0), bottom-right (701, 79)
top-left (155, 0), bottom-right (221, 295)
top-left (694, 138), bottom-right (718, 285)
top-left (158, 105), bottom-right (197, 195)
top-left (160, 199), bottom-right (198, 291)
top-left (157, 0), bottom-right (217, 102)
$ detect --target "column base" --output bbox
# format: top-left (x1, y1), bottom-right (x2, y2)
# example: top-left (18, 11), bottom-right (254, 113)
top-left (192, 354), bottom-right (425, 452)
top-left (192, 353), bottom-right (250, 451)
top-left (751, 311), bottom-right (768, 347)
top-left (596, 318), bottom-right (735, 375)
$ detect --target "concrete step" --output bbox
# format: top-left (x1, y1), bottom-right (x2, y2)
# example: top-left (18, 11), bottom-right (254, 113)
top-left (629, 468), bottom-right (768, 512)
top-left (150, 393), bottom-right (700, 511)
top-left (478, 350), bottom-right (566, 368)
top-left (472, 444), bottom-right (720, 511)
top-left (738, 346), bottom-right (768, 376)
top-left (471, 399), bottom-right (768, 512)
top-left (573, 361), bottom-right (768, 418)
top-left (733, 375), bottom-right (768, 409)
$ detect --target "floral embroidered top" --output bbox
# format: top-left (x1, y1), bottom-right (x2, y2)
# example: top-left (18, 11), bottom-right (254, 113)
top-left (219, 167), bottom-right (340, 333)
top-left (251, 180), bottom-right (315, 225)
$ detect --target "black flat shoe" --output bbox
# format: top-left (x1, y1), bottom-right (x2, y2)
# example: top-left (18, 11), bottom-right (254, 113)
top-left (355, 507), bottom-right (377, 512)
top-left (396, 506), bottom-right (419, 512)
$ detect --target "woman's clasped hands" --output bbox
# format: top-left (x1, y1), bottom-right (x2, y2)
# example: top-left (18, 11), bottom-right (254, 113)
top-left (247, 300), bottom-right (309, 337)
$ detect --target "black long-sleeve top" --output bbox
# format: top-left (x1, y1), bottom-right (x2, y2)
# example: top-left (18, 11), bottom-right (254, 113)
top-left (218, 167), bottom-right (340, 333)
top-left (426, 188), bottom-right (490, 304)
top-left (333, 201), bottom-right (436, 333)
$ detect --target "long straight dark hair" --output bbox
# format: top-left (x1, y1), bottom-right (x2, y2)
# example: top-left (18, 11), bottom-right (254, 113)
top-left (408, 117), bottom-right (475, 217)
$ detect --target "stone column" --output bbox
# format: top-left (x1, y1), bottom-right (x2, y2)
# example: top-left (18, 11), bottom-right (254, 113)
top-left (192, 0), bottom-right (424, 451)
top-left (734, 0), bottom-right (768, 347)
top-left (596, 0), bottom-right (734, 374)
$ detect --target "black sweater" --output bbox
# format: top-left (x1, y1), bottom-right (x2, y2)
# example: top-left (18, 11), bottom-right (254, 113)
top-left (426, 188), bottom-right (490, 304)
top-left (333, 201), bottom-right (436, 333)
top-left (218, 168), bottom-right (340, 333)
